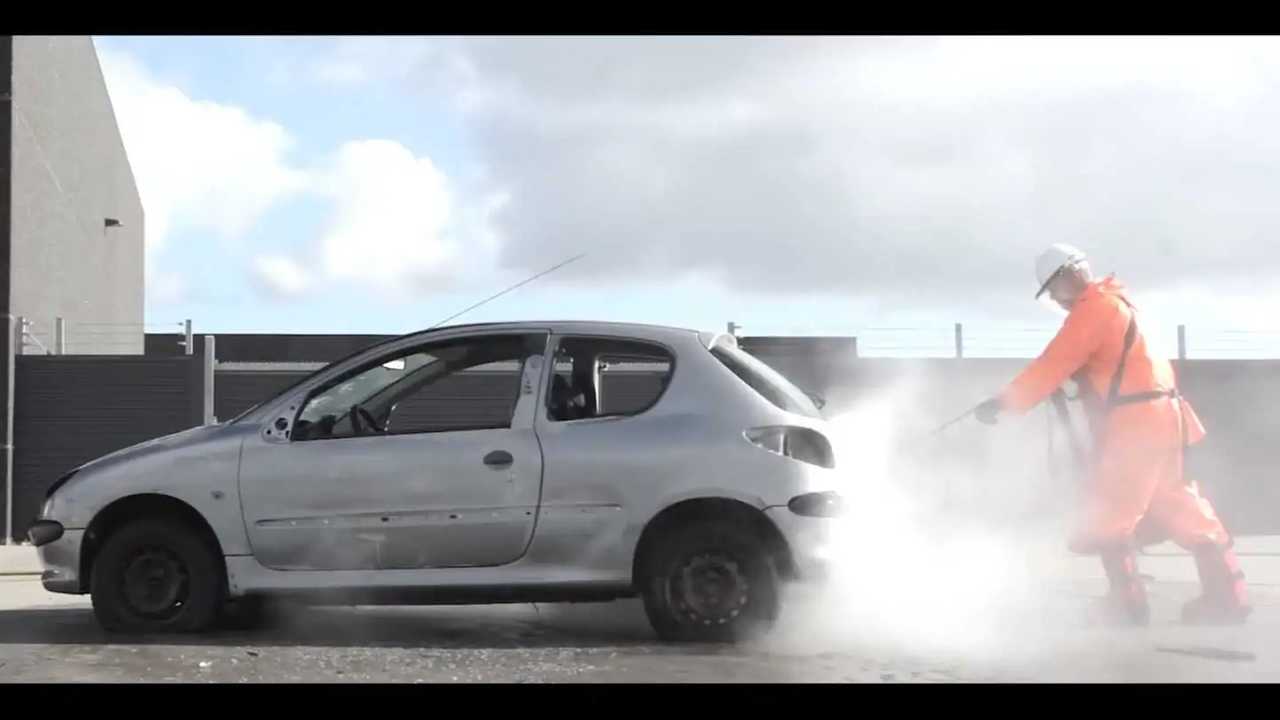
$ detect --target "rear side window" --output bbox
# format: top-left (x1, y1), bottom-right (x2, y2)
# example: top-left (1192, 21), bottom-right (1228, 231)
top-left (548, 337), bottom-right (674, 421)
top-left (599, 356), bottom-right (673, 416)
top-left (711, 343), bottom-right (822, 419)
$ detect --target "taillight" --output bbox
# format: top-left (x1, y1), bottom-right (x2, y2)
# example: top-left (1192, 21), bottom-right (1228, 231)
top-left (743, 426), bottom-right (835, 469)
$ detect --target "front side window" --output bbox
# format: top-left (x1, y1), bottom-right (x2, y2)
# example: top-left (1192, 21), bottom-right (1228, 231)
top-left (293, 333), bottom-right (546, 441)
top-left (547, 336), bottom-right (674, 422)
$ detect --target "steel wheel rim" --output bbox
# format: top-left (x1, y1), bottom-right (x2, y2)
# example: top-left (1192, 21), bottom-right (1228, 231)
top-left (120, 546), bottom-right (190, 620)
top-left (668, 552), bottom-right (750, 627)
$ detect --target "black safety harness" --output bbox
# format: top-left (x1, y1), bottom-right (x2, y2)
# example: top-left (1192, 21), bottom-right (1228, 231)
top-left (1057, 298), bottom-right (1191, 485)
top-left (1105, 299), bottom-right (1189, 458)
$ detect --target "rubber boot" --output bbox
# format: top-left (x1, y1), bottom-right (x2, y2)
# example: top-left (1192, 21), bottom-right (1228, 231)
top-left (1093, 548), bottom-right (1150, 627)
top-left (1181, 542), bottom-right (1252, 625)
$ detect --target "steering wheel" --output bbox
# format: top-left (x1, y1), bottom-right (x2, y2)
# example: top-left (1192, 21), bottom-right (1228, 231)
top-left (349, 405), bottom-right (384, 435)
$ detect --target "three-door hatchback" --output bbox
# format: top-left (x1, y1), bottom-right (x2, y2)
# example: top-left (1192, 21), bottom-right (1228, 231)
top-left (30, 322), bottom-right (843, 642)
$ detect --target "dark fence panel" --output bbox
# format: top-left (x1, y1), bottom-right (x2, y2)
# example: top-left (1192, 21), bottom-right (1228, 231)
top-left (214, 371), bottom-right (307, 423)
top-left (8, 355), bottom-right (204, 541)
top-left (12, 343), bottom-right (1273, 542)
top-left (147, 333), bottom-right (393, 361)
top-left (1177, 361), bottom-right (1280, 536)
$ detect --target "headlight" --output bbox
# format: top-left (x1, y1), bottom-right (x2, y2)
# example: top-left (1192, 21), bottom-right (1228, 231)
top-left (27, 520), bottom-right (64, 547)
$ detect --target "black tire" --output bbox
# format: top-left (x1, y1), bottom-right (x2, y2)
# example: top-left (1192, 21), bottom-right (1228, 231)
top-left (89, 519), bottom-right (223, 634)
top-left (640, 518), bottom-right (780, 643)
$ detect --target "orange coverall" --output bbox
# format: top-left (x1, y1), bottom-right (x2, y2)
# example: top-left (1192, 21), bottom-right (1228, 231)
top-left (999, 276), bottom-right (1230, 553)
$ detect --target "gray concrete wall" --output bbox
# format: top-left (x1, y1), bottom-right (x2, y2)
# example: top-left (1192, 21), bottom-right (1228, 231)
top-left (9, 36), bottom-right (143, 355)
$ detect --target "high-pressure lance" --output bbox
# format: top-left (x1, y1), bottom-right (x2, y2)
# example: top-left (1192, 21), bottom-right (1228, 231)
top-left (928, 387), bottom-right (1087, 483)
top-left (929, 401), bottom-right (987, 436)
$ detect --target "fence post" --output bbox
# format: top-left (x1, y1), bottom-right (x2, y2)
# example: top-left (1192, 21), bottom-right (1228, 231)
top-left (4, 314), bottom-right (15, 544)
top-left (54, 317), bottom-right (65, 355)
top-left (182, 319), bottom-right (194, 356)
top-left (954, 322), bottom-right (964, 359)
top-left (202, 335), bottom-right (216, 425)
top-left (1177, 325), bottom-right (1187, 362)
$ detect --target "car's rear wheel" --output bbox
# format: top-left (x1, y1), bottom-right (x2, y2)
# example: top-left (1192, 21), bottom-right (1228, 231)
top-left (90, 519), bottom-right (222, 634)
top-left (640, 519), bottom-right (780, 643)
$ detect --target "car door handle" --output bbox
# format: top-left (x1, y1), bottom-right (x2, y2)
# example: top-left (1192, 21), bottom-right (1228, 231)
top-left (484, 450), bottom-right (514, 468)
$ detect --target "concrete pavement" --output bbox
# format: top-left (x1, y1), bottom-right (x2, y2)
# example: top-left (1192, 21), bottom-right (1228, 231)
top-left (0, 545), bottom-right (42, 576)
top-left (1, 570), bottom-right (1278, 682)
top-left (4, 535), bottom-right (1279, 683)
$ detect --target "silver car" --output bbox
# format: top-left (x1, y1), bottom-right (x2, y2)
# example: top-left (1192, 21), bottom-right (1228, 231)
top-left (29, 322), bottom-right (842, 642)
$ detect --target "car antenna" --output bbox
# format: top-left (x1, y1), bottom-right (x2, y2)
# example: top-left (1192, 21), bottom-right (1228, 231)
top-left (427, 252), bottom-right (588, 330)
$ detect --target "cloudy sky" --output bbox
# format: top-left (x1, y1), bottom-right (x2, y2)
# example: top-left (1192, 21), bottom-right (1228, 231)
top-left (95, 36), bottom-right (1280, 358)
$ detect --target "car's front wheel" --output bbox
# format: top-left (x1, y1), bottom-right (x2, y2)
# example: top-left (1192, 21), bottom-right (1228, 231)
top-left (640, 519), bottom-right (780, 643)
top-left (89, 519), bottom-right (223, 634)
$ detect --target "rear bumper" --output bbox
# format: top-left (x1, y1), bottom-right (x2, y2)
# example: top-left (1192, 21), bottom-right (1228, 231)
top-left (37, 528), bottom-right (84, 594)
top-left (764, 506), bottom-right (835, 583)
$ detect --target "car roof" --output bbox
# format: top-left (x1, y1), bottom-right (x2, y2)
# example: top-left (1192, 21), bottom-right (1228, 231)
top-left (400, 321), bottom-right (705, 343)
top-left (318, 322), bottom-right (716, 368)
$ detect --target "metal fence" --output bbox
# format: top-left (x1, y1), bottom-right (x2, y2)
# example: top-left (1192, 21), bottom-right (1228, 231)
top-left (848, 324), bottom-right (1280, 360)
top-left (6, 329), bottom-right (1280, 542)
top-left (5, 354), bottom-right (206, 542)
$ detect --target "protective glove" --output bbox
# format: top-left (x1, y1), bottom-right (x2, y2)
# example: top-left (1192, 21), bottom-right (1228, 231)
top-left (974, 397), bottom-right (1003, 425)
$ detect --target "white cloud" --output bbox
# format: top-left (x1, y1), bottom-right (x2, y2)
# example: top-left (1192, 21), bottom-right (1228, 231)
top-left (262, 37), bottom-right (442, 90)
top-left (97, 47), bottom-right (310, 254)
top-left (250, 255), bottom-right (313, 298)
top-left (99, 45), bottom-right (494, 303)
top-left (146, 268), bottom-right (188, 305)
top-left (310, 37), bottom-right (436, 87)
top-left (99, 44), bottom-right (314, 311)
top-left (108, 36), bottom-right (1280, 328)
top-left (404, 36), bottom-right (1280, 308)
top-left (311, 139), bottom-right (460, 296)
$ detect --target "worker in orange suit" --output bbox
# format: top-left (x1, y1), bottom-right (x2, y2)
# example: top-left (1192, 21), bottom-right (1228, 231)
top-left (974, 244), bottom-right (1250, 626)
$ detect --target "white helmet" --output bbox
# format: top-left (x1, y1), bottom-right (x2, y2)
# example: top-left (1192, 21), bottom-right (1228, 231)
top-left (1034, 243), bottom-right (1088, 298)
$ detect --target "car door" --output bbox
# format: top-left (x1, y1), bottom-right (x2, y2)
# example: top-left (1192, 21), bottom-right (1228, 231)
top-left (532, 334), bottom-right (678, 571)
top-left (237, 331), bottom-right (550, 571)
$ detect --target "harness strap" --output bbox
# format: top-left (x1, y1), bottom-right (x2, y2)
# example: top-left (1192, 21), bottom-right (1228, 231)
top-left (1106, 301), bottom-right (1139, 408)
top-left (1100, 298), bottom-right (1191, 484)
top-left (1111, 389), bottom-right (1180, 406)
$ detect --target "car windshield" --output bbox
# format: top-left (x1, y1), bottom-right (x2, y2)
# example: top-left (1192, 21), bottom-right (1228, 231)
top-left (298, 352), bottom-right (440, 420)
top-left (226, 337), bottom-right (407, 424)
top-left (710, 343), bottom-right (823, 419)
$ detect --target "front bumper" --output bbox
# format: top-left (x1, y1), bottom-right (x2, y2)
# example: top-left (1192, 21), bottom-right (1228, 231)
top-left (36, 528), bottom-right (84, 594)
top-left (764, 506), bottom-right (835, 583)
